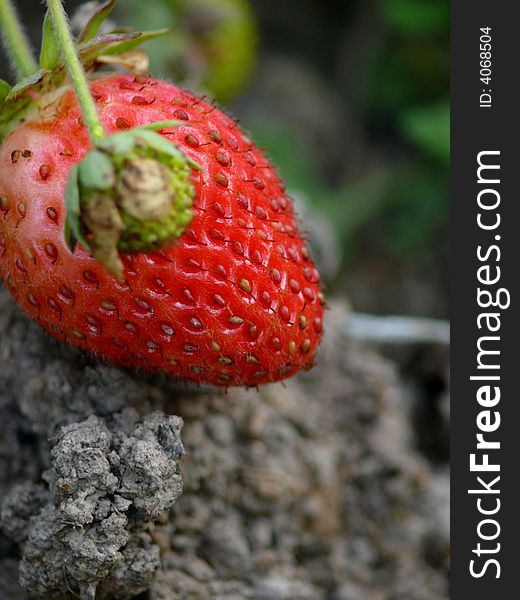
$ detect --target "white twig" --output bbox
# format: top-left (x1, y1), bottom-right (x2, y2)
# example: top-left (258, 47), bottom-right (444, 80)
top-left (346, 313), bottom-right (450, 346)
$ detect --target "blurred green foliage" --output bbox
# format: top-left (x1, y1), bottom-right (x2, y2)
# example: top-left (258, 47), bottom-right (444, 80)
top-left (117, 0), bottom-right (257, 101)
top-left (400, 99), bottom-right (449, 164)
top-left (365, 0), bottom-right (449, 261)
top-left (244, 0), bottom-right (449, 271)
top-left (379, 0), bottom-right (449, 37)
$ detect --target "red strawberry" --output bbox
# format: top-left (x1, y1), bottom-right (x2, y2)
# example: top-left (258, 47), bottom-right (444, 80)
top-left (0, 74), bottom-right (323, 386)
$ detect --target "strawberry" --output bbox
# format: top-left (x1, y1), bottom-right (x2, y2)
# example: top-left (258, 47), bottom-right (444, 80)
top-left (0, 74), bottom-right (323, 386)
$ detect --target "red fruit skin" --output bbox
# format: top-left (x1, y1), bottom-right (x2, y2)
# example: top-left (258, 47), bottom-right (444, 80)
top-left (0, 75), bottom-right (323, 386)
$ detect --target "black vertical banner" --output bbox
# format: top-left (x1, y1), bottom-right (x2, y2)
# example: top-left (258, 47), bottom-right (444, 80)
top-left (452, 1), bottom-right (519, 597)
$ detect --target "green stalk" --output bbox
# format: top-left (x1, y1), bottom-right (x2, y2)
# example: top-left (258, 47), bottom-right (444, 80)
top-left (0, 0), bottom-right (38, 77)
top-left (45, 0), bottom-right (105, 144)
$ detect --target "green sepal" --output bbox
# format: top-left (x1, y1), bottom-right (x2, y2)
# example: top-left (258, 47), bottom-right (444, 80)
top-left (133, 122), bottom-right (202, 170)
top-left (96, 123), bottom-right (202, 171)
top-left (79, 29), bottom-right (170, 64)
top-left (135, 129), bottom-right (201, 171)
top-left (0, 79), bottom-right (11, 102)
top-left (40, 10), bottom-right (60, 70)
top-left (6, 69), bottom-right (48, 101)
top-left (64, 164), bottom-right (91, 252)
top-left (133, 129), bottom-right (187, 161)
top-left (78, 150), bottom-right (116, 190)
top-left (186, 155), bottom-right (202, 171)
top-left (101, 28), bottom-right (171, 56)
top-left (136, 121), bottom-right (184, 132)
top-left (77, 0), bottom-right (117, 44)
top-left (79, 32), bottom-right (141, 64)
top-left (97, 132), bottom-right (137, 155)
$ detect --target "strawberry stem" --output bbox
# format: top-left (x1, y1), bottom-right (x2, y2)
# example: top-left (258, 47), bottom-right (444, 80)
top-left (0, 0), bottom-right (38, 78)
top-left (45, 0), bottom-right (105, 144)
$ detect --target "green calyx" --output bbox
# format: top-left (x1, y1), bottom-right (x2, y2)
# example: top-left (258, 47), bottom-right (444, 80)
top-left (65, 121), bottom-right (200, 280)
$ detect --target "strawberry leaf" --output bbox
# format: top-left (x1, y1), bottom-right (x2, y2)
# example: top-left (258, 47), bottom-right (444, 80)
top-left (0, 79), bottom-right (11, 102)
top-left (6, 70), bottom-right (49, 101)
top-left (78, 29), bottom-right (170, 65)
top-left (79, 32), bottom-right (141, 64)
top-left (77, 0), bottom-right (117, 44)
top-left (40, 10), bottom-right (60, 70)
top-left (101, 29), bottom-right (171, 56)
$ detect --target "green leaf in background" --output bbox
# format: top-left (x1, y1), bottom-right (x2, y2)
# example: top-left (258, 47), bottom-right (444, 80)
top-left (114, 0), bottom-right (179, 76)
top-left (400, 99), bottom-right (450, 163)
top-left (379, 0), bottom-right (449, 37)
top-left (77, 0), bottom-right (116, 44)
top-left (39, 10), bottom-right (60, 70)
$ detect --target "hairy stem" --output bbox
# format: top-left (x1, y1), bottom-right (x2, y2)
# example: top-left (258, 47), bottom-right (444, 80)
top-left (46, 0), bottom-right (105, 144)
top-left (0, 0), bottom-right (38, 78)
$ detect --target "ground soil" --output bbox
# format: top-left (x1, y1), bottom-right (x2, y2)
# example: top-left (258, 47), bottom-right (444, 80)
top-left (0, 285), bottom-right (449, 600)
